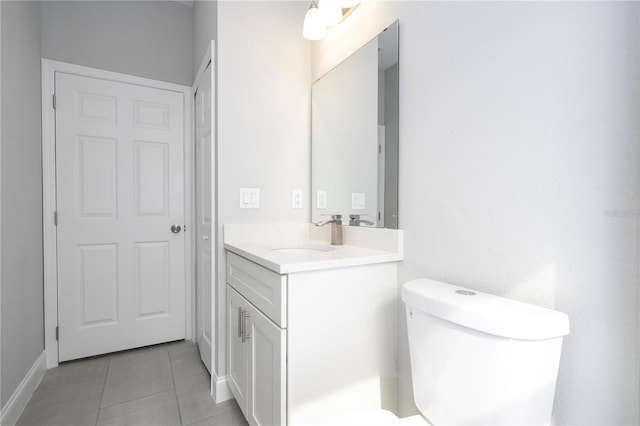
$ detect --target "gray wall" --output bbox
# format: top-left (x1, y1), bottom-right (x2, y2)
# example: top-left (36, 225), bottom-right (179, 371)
top-left (1, 0), bottom-right (194, 408)
top-left (41, 1), bottom-right (193, 85)
top-left (312, 1), bottom-right (640, 423)
top-left (1, 0), bottom-right (43, 409)
top-left (193, 0), bottom-right (217, 76)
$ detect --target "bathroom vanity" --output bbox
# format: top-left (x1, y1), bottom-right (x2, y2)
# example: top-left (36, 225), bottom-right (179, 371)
top-left (224, 224), bottom-right (403, 426)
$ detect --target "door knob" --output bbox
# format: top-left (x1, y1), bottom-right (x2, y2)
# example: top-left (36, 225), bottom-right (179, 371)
top-left (171, 224), bottom-right (182, 233)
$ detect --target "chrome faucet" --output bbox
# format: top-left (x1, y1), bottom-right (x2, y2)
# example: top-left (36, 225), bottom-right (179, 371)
top-left (313, 214), bottom-right (343, 245)
top-left (349, 214), bottom-right (375, 227)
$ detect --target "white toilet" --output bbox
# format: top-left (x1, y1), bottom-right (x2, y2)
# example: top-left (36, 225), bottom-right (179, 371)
top-left (323, 278), bottom-right (570, 425)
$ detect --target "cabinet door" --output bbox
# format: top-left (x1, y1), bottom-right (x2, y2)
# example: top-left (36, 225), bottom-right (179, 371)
top-left (247, 303), bottom-right (287, 426)
top-left (227, 286), bottom-right (249, 417)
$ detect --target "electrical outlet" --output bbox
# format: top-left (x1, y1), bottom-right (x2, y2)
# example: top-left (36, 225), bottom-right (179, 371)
top-left (292, 190), bottom-right (303, 209)
top-left (352, 192), bottom-right (365, 210)
top-left (317, 190), bottom-right (327, 209)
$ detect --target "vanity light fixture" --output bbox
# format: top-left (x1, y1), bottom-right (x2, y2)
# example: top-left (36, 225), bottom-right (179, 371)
top-left (303, 0), bottom-right (361, 41)
top-left (303, 1), bottom-right (326, 41)
top-left (318, 0), bottom-right (342, 26)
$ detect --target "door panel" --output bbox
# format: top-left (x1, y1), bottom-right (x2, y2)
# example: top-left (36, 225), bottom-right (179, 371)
top-left (134, 241), bottom-right (170, 318)
top-left (79, 136), bottom-right (117, 216)
top-left (135, 142), bottom-right (170, 216)
top-left (79, 244), bottom-right (118, 325)
top-left (56, 72), bottom-right (186, 361)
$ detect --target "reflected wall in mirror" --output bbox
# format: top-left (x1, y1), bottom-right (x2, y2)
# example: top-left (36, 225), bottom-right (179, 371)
top-left (311, 21), bottom-right (399, 229)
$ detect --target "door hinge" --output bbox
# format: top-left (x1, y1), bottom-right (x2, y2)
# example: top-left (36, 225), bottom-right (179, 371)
top-left (55, 326), bottom-right (59, 341)
top-left (54, 210), bottom-right (58, 226)
top-left (52, 94), bottom-right (56, 110)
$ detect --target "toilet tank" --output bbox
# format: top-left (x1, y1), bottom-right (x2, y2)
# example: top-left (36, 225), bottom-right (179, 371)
top-left (402, 278), bottom-right (570, 426)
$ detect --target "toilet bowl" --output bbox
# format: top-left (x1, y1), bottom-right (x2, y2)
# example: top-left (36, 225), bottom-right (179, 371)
top-left (321, 278), bottom-right (569, 425)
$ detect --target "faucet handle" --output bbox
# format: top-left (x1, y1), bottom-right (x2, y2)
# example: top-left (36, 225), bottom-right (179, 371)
top-left (314, 214), bottom-right (343, 227)
top-left (348, 213), bottom-right (375, 226)
top-left (322, 214), bottom-right (342, 223)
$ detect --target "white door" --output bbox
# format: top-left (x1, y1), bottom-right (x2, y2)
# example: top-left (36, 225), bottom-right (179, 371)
top-left (195, 62), bottom-right (214, 373)
top-left (56, 72), bottom-right (186, 362)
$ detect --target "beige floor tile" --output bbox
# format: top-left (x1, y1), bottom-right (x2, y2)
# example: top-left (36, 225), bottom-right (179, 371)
top-left (174, 372), bottom-right (221, 425)
top-left (37, 355), bottom-right (109, 391)
top-left (173, 364), bottom-right (210, 399)
top-left (170, 349), bottom-right (208, 379)
top-left (16, 379), bottom-right (103, 426)
top-left (167, 340), bottom-right (199, 362)
top-left (96, 390), bottom-right (181, 426)
top-left (17, 341), bottom-right (240, 426)
top-left (101, 350), bottom-right (173, 408)
top-left (184, 401), bottom-right (248, 426)
top-left (106, 343), bottom-right (171, 366)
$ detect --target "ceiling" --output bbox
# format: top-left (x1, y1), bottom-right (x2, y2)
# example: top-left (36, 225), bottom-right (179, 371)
top-left (174, 0), bottom-right (194, 8)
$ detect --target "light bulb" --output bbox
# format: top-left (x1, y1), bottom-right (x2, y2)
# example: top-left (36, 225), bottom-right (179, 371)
top-left (303, 4), bottom-right (326, 41)
top-left (340, 0), bottom-right (360, 7)
top-left (318, 0), bottom-right (343, 26)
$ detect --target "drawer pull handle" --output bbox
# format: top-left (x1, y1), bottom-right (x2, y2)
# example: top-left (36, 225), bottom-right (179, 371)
top-left (242, 311), bottom-right (251, 343)
top-left (238, 307), bottom-right (243, 338)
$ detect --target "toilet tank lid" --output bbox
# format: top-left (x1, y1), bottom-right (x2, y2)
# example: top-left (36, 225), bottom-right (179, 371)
top-left (402, 278), bottom-right (570, 340)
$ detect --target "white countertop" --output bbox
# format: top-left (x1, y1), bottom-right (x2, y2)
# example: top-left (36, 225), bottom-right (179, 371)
top-left (224, 240), bottom-right (402, 274)
top-left (224, 224), bottom-right (404, 274)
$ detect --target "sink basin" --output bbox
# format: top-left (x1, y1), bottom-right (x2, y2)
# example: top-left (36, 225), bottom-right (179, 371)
top-left (267, 243), bottom-right (336, 254)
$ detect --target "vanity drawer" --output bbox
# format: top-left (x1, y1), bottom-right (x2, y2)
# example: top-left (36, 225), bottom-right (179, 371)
top-left (226, 252), bottom-right (287, 328)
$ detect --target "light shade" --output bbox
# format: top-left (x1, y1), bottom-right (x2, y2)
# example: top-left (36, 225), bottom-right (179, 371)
top-left (318, 0), bottom-right (343, 26)
top-left (303, 4), bottom-right (326, 40)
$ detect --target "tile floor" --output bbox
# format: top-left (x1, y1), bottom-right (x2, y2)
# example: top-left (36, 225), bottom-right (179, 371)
top-left (17, 340), bottom-right (248, 426)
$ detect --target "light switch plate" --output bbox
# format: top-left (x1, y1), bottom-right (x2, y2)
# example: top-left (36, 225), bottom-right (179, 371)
top-left (240, 188), bottom-right (260, 208)
top-left (292, 190), bottom-right (303, 209)
top-left (316, 190), bottom-right (327, 209)
top-left (352, 192), bottom-right (365, 210)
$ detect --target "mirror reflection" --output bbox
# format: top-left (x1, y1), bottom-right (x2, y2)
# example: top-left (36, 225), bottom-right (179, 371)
top-left (311, 21), bottom-right (399, 229)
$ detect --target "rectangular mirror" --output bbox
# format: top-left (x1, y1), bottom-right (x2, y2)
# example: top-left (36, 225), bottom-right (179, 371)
top-left (311, 21), bottom-right (399, 228)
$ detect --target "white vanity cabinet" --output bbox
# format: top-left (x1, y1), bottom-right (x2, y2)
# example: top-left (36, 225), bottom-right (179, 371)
top-left (226, 250), bottom-right (398, 426)
top-left (227, 252), bottom-right (287, 426)
top-left (227, 286), bottom-right (286, 426)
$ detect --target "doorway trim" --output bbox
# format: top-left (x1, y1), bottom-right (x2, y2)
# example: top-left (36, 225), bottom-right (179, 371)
top-left (41, 59), bottom-right (194, 367)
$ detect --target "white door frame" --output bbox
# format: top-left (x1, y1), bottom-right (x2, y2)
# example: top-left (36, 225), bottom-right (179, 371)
top-left (41, 59), bottom-right (194, 368)
top-left (192, 43), bottom-right (215, 373)
top-left (192, 41), bottom-right (233, 403)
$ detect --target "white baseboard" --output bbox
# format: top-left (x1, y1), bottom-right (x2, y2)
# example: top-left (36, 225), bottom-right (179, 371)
top-left (0, 351), bottom-right (47, 426)
top-left (212, 373), bottom-right (233, 403)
